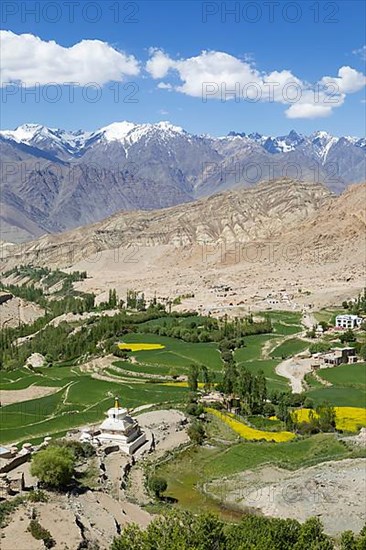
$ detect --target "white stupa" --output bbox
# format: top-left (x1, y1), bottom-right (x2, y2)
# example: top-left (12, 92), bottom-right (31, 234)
top-left (93, 397), bottom-right (146, 455)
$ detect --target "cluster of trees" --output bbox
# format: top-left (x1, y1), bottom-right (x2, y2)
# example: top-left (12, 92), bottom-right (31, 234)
top-left (342, 288), bottom-right (366, 316)
top-left (111, 509), bottom-right (363, 550)
top-left (2, 282), bottom-right (96, 316)
top-left (293, 403), bottom-right (337, 435)
top-left (339, 329), bottom-right (356, 343)
top-left (126, 289), bottom-right (147, 310)
top-left (139, 315), bottom-right (272, 345)
top-left (187, 364), bottom-right (215, 392)
top-left (2, 266), bottom-right (87, 288)
top-left (220, 364), bottom-right (268, 416)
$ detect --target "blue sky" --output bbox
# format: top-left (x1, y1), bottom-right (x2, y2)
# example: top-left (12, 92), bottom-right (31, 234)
top-left (1, 0), bottom-right (365, 136)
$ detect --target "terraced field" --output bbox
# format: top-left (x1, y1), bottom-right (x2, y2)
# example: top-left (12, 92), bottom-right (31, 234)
top-left (0, 364), bottom-right (187, 445)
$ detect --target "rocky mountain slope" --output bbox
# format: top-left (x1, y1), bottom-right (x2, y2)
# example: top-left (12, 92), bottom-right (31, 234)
top-left (0, 122), bottom-right (364, 242)
top-left (0, 179), bottom-right (334, 268)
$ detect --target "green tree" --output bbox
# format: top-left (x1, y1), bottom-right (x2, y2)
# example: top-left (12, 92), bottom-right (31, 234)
top-left (30, 446), bottom-right (75, 489)
top-left (339, 329), bottom-right (356, 343)
top-left (111, 511), bottom-right (226, 550)
top-left (187, 421), bottom-right (205, 445)
top-left (147, 476), bottom-right (167, 499)
top-left (188, 364), bottom-right (199, 392)
top-left (316, 402), bottom-right (336, 432)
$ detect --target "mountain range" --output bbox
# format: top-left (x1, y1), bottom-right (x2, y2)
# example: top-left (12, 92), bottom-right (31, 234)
top-left (0, 121), bottom-right (365, 242)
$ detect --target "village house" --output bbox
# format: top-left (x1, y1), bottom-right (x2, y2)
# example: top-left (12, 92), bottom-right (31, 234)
top-left (335, 314), bottom-right (363, 329)
top-left (323, 347), bottom-right (357, 366)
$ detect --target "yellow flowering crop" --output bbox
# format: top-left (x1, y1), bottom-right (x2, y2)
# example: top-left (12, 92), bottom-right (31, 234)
top-left (118, 343), bottom-right (165, 351)
top-left (206, 408), bottom-right (295, 442)
top-left (162, 381), bottom-right (206, 388)
top-left (293, 407), bottom-right (366, 432)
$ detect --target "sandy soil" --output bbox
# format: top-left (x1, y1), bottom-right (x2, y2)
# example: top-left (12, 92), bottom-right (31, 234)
top-left (275, 357), bottom-right (313, 393)
top-left (67, 244), bottom-right (365, 318)
top-left (0, 385), bottom-right (59, 405)
top-left (136, 409), bottom-right (190, 456)
top-left (0, 296), bottom-right (45, 329)
top-left (204, 458), bottom-right (366, 535)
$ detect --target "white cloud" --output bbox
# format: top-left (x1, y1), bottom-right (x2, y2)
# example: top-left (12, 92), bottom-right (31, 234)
top-left (285, 104), bottom-right (333, 119)
top-left (0, 31), bottom-right (140, 87)
top-left (157, 82), bottom-right (173, 90)
top-left (146, 49), bottom-right (365, 119)
top-left (353, 45), bottom-right (366, 61)
top-left (321, 66), bottom-right (366, 94)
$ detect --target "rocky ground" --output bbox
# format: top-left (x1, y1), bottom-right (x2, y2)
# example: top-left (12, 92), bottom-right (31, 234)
top-left (204, 458), bottom-right (366, 536)
top-left (0, 296), bottom-right (45, 329)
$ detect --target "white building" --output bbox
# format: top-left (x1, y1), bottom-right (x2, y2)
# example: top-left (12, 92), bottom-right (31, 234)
top-left (335, 314), bottom-right (363, 329)
top-left (81, 398), bottom-right (146, 455)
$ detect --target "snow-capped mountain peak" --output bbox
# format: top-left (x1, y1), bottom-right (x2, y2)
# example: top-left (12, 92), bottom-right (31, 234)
top-left (0, 123), bottom-right (92, 154)
top-left (1, 123), bottom-right (48, 144)
top-left (98, 120), bottom-right (185, 145)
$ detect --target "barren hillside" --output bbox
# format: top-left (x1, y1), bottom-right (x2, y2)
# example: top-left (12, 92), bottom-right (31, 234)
top-left (1, 180), bottom-right (364, 313)
top-left (0, 179), bottom-right (332, 268)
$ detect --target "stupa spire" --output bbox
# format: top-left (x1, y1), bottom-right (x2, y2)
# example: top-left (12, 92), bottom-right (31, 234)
top-left (114, 396), bottom-right (120, 409)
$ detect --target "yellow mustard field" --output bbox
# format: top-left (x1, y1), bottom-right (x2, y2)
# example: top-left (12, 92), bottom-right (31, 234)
top-left (206, 408), bottom-right (295, 442)
top-left (162, 381), bottom-right (206, 388)
top-left (294, 407), bottom-right (366, 432)
top-left (118, 343), bottom-right (165, 351)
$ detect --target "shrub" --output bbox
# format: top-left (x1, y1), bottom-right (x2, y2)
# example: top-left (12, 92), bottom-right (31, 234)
top-left (309, 342), bottom-right (332, 354)
top-left (28, 519), bottom-right (55, 548)
top-left (28, 490), bottom-right (48, 503)
top-left (30, 446), bottom-right (75, 489)
top-left (186, 403), bottom-right (204, 417)
top-left (187, 421), bottom-right (206, 445)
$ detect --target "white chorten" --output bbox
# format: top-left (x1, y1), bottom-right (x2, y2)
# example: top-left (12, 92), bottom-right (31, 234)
top-left (96, 397), bottom-right (146, 455)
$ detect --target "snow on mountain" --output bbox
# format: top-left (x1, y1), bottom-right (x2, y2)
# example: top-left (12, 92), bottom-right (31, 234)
top-left (0, 123), bottom-right (92, 154)
top-left (1, 122), bottom-right (361, 161)
top-left (0, 123), bottom-right (48, 144)
top-left (97, 120), bottom-right (185, 145)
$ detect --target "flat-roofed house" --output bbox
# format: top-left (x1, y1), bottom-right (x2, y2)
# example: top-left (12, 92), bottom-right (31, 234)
top-left (335, 315), bottom-right (363, 329)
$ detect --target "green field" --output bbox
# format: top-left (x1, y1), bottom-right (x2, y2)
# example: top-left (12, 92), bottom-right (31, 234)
top-left (234, 334), bottom-right (277, 362)
top-left (318, 362), bottom-right (366, 388)
top-left (0, 365), bottom-right (188, 444)
top-left (306, 386), bottom-right (366, 408)
top-left (270, 338), bottom-right (309, 359)
top-left (121, 333), bottom-right (223, 370)
top-left (265, 311), bottom-right (303, 336)
top-left (303, 363), bottom-right (366, 408)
